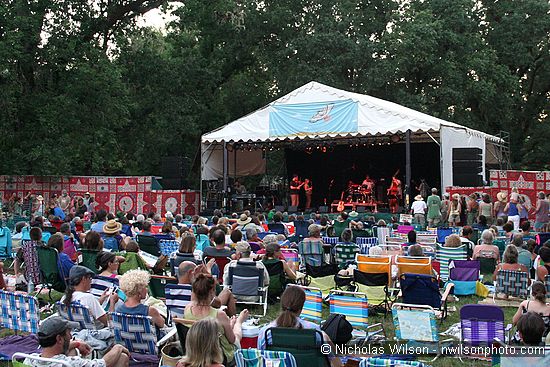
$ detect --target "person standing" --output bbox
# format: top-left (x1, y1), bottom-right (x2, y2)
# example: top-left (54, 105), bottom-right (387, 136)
top-left (303, 178), bottom-right (313, 209)
top-left (466, 193), bottom-right (479, 226)
top-left (59, 189), bottom-right (72, 215)
top-left (505, 193), bottom-right (523, 231)
top-left (441, 193), bottom-right (450, 224)
top-left (410, 195), bottom-right (427, 227)
top-left (533, 192), bottom-right (549, 232)
top-left (494, 192), bottom-right (508, 223)
top-left (478, 194), bottom-right (494, 225)
top-left (448, 194), bottom-right (462, 227)
top-left (426, 188), bottom-right (442, 227)
top-left (289, 175), bottom-right (303, 208)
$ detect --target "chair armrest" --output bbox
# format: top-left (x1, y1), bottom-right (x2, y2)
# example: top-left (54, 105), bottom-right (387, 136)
top-left (441, 282), bottom-right (454, 302)
top-left (157, 326), bottom-right (177, 347)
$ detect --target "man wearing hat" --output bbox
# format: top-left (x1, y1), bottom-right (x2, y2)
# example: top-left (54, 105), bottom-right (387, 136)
top-left (223, 241), bottom-right (269, 302)
top-left (410, 194), bottom-right (427, 227)
top-left (24, 315), bottom-right (129, 367)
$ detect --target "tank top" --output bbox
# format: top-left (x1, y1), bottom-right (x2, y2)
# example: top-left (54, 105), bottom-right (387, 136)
top-left (509, 203), bottom-right (519, 216)
top-left (449, 201), bottom-right (460, 216)
top-left (479, 202), bottom-right (492, 218)
top-left (116, 303), bottom-right (149, 316)
top-left (183, 306), bottom-right (235, 362)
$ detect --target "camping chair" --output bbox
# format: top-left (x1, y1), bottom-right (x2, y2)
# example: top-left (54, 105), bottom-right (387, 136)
top-left (79, 248), bottom-right (100, 273)
top-left (493, 270), bottom-right (529, 300)
top-left (493, 239), bottom-right (506, 260)
top-left (263, 260), bottom-right (287, 301)
top-left (36, 245), bottom-right (67, 293)
top-left (288, 284), bottom-right (322, 323)
top-left (398, 273), bottom-right (454, 320)
top-left (435, 244), bottom-right (467, 281)
top-left (165, 284), bottom-right (192, 319)
top-left (436, 228), bottom-right (452, 243)
top-left (417, 233), bottom-right (437, 245)
top-left (110, 312), bottom-right (174, 358)
top-left (359, 357), bottom-right (432, 367)
top-left (281, 248), bottom-right (300, 264)
top-left (355, 237), bottom-right (379, 254)
top-left (490, 339), bottom-right (550, 367)
top-left (395, 256), bottom-right (432, 278)
top-left (170, 254), bottom-right (200, 277)
top-left (397, 225), bottom-right (414, 234)
top-left (194, 234), bottom-right (210, 251)
top-left (375, 226), bottom-right (390, 245)
top-left (460, 304), bottom-right (510, 347)
top-left (268, 223), bottom-right (286, 235)
top-left (479, 257), bottom-right (497, 276)
top-left (0, 226), bottom-right (13, 259)
top-left (328, 290), bottom-right (385, 346)
top-left (12, 353), bottom-right (71, 367)
top-left (20, 240), bottom-right (41, 285)
top-left (321, 236), bottom-right (339, 246)
top-left (159, 239), bottom-right (179, 256)
top-left (449, 260), bottom-right (480, 295)
top-left (56, 301), bottom-right (96, 330)
top-left (226, 261), bottom-right (269, 316)
top-left (293, 220), bottom-right (310, 239)
top-left (149, 275), bottom-right (177, 300)
top-left (234, 348), bottom-right (298, 367)
top-left (298, 239), bottom-right (325, 267)
top-left (334, 243), bottom-right (359, 269)
top-left (258, 231), bottom-right (277, 240)
top-left (379, 243), bottom-right (403, 257)
top-left (204, 256), bottom-right (232, 283)
top-left (0, 290), bottom-right (40, 334)
top-left (354, 254), bottom-right (394, 312)
top-left (332, 221), bottom-right (350, 239)
top-left (90, 275), bottom-right (119, 298)
top-left (391, 303), bottom-right (453, 361)
top-left (265, 327), bottom-right (329, 367)
top-left (136, 234), bottom-right (160, 256)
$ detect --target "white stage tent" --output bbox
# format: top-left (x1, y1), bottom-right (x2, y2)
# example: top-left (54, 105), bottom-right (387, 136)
top-left (201, 81), bottom-right (503, 201)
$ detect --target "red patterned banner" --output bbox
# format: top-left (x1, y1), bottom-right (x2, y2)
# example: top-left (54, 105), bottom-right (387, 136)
top-left (0, 175), bottom-right (199, 216)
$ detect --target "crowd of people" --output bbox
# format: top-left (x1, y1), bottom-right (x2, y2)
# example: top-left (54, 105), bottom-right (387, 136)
top-left (1, 188), bottom-right (550, 367)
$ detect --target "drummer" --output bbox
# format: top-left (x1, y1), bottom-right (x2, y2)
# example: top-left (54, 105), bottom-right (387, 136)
top-left (362, 175), bottom-right (375, 191)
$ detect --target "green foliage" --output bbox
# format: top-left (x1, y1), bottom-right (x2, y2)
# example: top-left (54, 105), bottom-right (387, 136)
top-left (0, 0), bottom-right (549, 180)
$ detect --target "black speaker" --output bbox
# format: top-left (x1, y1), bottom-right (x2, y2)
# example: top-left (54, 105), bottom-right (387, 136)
top-left (318, 206), bottom-right (329, 213)
top-left (161, 156), bottom-right (189, 179)
top-left (162, 177), bottom-right (185, 190)
top-left (206, 200), bottom-right (221, 210)
top-left (288, 206), bottom-right (298, 213)
top-left (275, 205), bottom-right (285, 212)
top-left (452, 148), bottom-right (483, 187)
top-left (452, 161), bottom-right (482, 173)
top-left (453, 148), bottom-right (482, 160)
top-left (356, 206), bottom-right (366, 213)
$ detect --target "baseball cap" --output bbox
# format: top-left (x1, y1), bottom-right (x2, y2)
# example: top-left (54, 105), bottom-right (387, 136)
top-left (39, 316), bottom-right (79, 338)
top-left (69, 265), bottom-right (95, 281)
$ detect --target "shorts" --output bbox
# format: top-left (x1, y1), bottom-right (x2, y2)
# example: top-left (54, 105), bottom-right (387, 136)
top-left (448, 214), bottom-right (460, 224)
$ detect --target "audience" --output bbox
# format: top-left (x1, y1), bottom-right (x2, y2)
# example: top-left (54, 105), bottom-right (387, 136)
top-left (493, 245), bottom-right (528, 279)
top-left (517, 312), bottom-right (545, 346)
top-left (203, 229), bottom-right (234, 258)
top-left (512, 281), bottom-right (550, 338)
top-left (47, 233), bottom-right (74, 279)
top-left (473, 229), bottom-right (500, 261)
top-left (97, 251), bottom-right (120, 278)
top-left (176, 319), bottom-right (224, 367)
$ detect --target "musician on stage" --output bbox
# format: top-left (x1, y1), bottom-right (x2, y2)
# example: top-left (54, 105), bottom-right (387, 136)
top-left (304, 178), bottom-right (313, 209)
top-left (289, 174), bottom-right (303, 207)
top-left (387, 176), bottom-right (402, 214)
top-left (234, 179), bottom-right (247, 194)
top-left (361, 175), bottom-right (374, 190)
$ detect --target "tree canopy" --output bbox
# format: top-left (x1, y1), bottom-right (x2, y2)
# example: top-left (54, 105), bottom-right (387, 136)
top-left (1, 0), bottom-right (549, 180)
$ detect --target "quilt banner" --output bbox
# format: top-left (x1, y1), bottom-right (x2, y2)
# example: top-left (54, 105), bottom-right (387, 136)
top-left (269, 99), bottom-right (358, 137)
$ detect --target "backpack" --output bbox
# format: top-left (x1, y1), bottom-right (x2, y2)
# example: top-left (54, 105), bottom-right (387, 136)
top-left (321, 313), bottom-right (353, 345)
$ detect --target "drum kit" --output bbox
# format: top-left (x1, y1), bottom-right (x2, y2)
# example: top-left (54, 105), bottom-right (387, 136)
top-left (347, 182), bottom-right (375, 203)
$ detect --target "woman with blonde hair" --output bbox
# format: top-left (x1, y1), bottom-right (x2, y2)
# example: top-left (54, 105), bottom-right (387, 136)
top-left (176, 318), bottom-right (224, 367)
top-left (116, 269), bottom-right (165, 329)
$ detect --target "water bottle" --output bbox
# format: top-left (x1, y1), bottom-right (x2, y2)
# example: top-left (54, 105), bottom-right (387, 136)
top-left (27, 278), bottom-right (35, 294)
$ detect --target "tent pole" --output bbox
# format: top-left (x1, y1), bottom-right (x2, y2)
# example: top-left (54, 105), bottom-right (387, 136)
top-left (223, 141), bottom-right (229, 211)
top-left (405, 130), bottom-right (411, 210)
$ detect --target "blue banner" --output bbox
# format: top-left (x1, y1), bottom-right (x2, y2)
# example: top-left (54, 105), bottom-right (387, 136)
top-left (269, 99), bottom-right (358, 137)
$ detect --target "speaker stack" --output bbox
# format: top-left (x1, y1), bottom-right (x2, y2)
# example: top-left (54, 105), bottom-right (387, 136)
top-left (452, 148), bottom-right (483, 187)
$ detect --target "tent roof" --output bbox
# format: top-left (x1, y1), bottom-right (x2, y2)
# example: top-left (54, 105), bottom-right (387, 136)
top-left (202, 81), bottom-right (501, 144)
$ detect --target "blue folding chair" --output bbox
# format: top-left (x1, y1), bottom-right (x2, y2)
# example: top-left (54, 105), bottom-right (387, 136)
top-left (110, 312), bottom-right (158, 355)
top-left (159, 239), bottom-right (180, 256)
top-left (57, 302), bottom-right (96, 330)
top-left (0, 290), bottom-right (40, 334)
top-left (90, 275), bottom-right (119, 298)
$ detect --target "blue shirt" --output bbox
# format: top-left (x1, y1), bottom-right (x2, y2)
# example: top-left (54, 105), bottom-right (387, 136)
top-left (53, 207), bottom-right (66, 220)
top-left (90, 221), bottom-right (106, 233)
top-left (58, 252), bottom-right (75, 280)
top-left (116, 303), bottom-right (149, 316)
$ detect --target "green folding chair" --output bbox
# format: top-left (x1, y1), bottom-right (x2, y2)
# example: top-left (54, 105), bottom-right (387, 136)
top-left (36, 245), bottom-right (66, 293)
top-left (265, 327), bottom-right (329, 367)
top-left (79, 248), bottom-right (100, 273)
top-left (149, 275), bottom-right (177, 300)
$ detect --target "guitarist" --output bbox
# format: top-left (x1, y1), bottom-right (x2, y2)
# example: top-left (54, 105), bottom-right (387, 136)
top-left (387, 170), bottom-right (402, 214)
top-left (289, 174), bottom-right (304, 208)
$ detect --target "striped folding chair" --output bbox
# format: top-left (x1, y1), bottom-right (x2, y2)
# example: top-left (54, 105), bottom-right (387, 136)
top-left (322, 237), bottom-right (338, 246)
top-left (158, 239), bottom-right (180, 256)
top-left (90, 275), bottom-right (119, 298)
top-left (290, 285), bottom-right (322, 323)
top-left (21, 240), bottom-right (41, 285)
top-left (435, 244), bottom-right (467, 281)
top-left (494, 270), bottom-right (529, 300)
top-left (110, 312), bottom-right (158, 355)
top-left (328, 290), bottom-right (384, 345)
top-left (0, 290), bottom-right (40, 333)
top-left (355, 237), bottom-right (379, 254)
top-left (460, 304), bottom-right (506, 347)
top-left (417, 233), bottom-right (437, 245)
top-left (360, 357), bottom-right (431, 367)
top-left (334, 244), bottom-right (359, 268)
top-left (280, 248), bottom-right (299, 264)
top-left (375, 227), bottom-right (390, 245)
top-left (234, 348), bottom-right (298, 367)
top-left (298, 240), bottom-right (324, 267)
top-left (56, 302), bottom-right (96, 330)
top-left (165, 284), bottom-right (192, 319)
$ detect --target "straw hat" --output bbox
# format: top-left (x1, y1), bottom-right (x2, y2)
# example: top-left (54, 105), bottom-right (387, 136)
top-left (452, 193), bottom-right (460, 200)
top-left (237, 213), bottom-right (252, 226)
top-left (103, 219), bottom-right (122, 235)
top-left (496, 192), bottom-right (508, 202)
top-left (414, 195), bottom-right (423, 201)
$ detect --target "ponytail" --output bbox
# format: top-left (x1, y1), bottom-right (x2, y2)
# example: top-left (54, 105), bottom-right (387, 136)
top-left (276, 286), bottom-right (305, 328)
top-left (64, 284), bottom-right (75, 308)
top-left (531, 281), bottom-right (546, 303)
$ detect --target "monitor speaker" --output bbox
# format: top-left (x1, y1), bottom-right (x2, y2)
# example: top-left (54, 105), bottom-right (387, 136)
top-left (356, 206), bottom-right (366, 213)
top-left (318, 206), bottom-right (329, 213)
top-left (288, 206), bottom-right (298, 213)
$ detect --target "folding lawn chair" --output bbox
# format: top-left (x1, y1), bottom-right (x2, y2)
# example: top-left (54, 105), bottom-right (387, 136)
top-left (397, 225), bottom-right (414, 234)
top-left (227, 261), bottom-right (269, 316)
top-left (79, 248), bottom-right (100, 273)
top-left (321, 236), bottom-right (339, 246)
top-left (354, 254), bottom-right (394, 312)
top-left (417, 233), bottom-right (437, 246)
top-left (165, 283), bottom-right (192, 319)
top-left (149, 275), bottom-right (177, 300)
top-left (158, 239), bottom-right (179, 256)
top-left (460, 304), bottom-right (510, 346)
top-left (375, 226), bottom-right (390, 245)
top-left (265, 327), bottom-right (329, 367)
top-left (479, 257), bottom-right (497, 276)
top-left (20, 240), bottom-right (41, 285)
top-left (234, 348), bottom-right (298, 367)
top-left (360, 357), bottom-right (431, 367)
top-left (136, 234), bottom-right (160, 256)
top-left (90, 275), bottom-right (119, 298)
top-left (328, 290), bottom-right (385, 346)
top-left (263, 260), bottom-right (287, 301)
top-left (355, 237), bottom-right (379, 254)
top-left (280, 248), bottom-right (300, 264)
top-left (298, 239), bottom-right (325, 267)
top-left (334, 243), bottom-right (359, 268)
top-left (288, 284), bottom-right (322, 323)
top-left (12, 353), bottom-right (71, 367)
top-left (399, 273), bottom-right (454, 320)
top-left (395, 256), bottom-right (432, 278)
top-left (0, 290), bottom-right (40, 334)
top-left (435, 244), bottom-right (467, 281)
top-left (449, 260), bottom-right (480, 295)
top-left (379, 243), bottom-right (403, 257)
top-left (493, 270), bottom-right (529, 300)
top-left (391, 303), bottom-right (453, 361)
top-left (36, 245), bottom-right (67, 293)
top-left (293, 220), bottom-right (310, 239)
top-left (436, 228), bottom-right (452, 243)
top-left (268, 223), bottom-right (286, 235)
top-left (56, 301), bottom-right (96, 330)
top-left (258, 231), bottom-right (277, 240)
top-left (204, 256), bottom-right (232, 283)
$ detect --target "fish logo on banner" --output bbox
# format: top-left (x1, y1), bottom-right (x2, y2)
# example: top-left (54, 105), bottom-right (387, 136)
top-left (269, 99), bottom-right (358, 137)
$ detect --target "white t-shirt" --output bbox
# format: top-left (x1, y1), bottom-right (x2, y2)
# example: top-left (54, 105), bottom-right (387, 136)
top-left (411, 201), bottom-right (427, 214)
top-left (24, 354), bottom-right (106, 367)
top-left (70, 291), bottom-right (106, 328)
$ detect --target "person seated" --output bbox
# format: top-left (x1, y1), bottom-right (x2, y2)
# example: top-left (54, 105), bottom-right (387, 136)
top-left (245, 227), bottom-right (263, 252)
top-left (494, 245), bottom-right (529, 279)
top-left (81, 230), bottom-right (104, 250)
top-left (262, 242), bottom-right (297, 281)
top-left (333, 212), bottom-right (357, 238)
top-left (473, 229), bottom-right (500, 261)
top-left (176, 261), bottom-right (236, 316)
top-left (176, 319), bottom-right (225, 367)
top-left (155, 221), bottom-right (176, 240)
top-left (140, 220), bottom-right (155, 237)
top-left (97, 251), bottom-right (121, 278)
top-left (90, 209), bottom-right (108, 233)
top-left (117, 240), bottom-right (150, 275)
top-left (203, 229), bottom-right (234, 258)
top-left (510, 233), bottom-right (531, 270)
top-left (520, 220), bottom-right (534, 239)
top-left (229, 229), bottom-right (242, 249)
top-left (62, 266), bottom-right (118, 328)
top-left (473, 215), bottom-right (489, 231)
top-left (59, 222), bottom-right (78, 261)
top-left (257, 286), bottom-right (342, 367)
top-left (14, 226), bottom-right (44, 282)
top-left (271, 212), bottom-right (290, 237)
top-left (512, 281), bottom-right (550, 340)
top-left (116, 269), bottom-right (165, 329)
top-left (402, 230), bottom-right (417, 250)
top-left (183, 274), bottom-right (249, 365)
top-left (516, 312), bottom-right (546, 346)
top-left (445, 234), bottom-right (463, 248)
top-left (256, 235), bottom-right (285, 259)
top-left (172, 233), bottom-right (201, 272)
top-left (337, 228), bottom-right (356, 246)
top-left (407, 244), bottom-right (424, 257)
top-left (24, 316), bottom-right (130, 367)
top-left (298, 224), bottom-right (326, 264)
top-left (369, 245), bottom-right (383, 256)
top-left (536, 247), bottom-right (550, 281)
top-left (223, 242), bottom-right (269, 301)
top-left (47, 233), bottom-right (75, 280)
top-left (503, 221), bottom-right (514, 241)
top-left (460, 226), bottom-right (475, 254)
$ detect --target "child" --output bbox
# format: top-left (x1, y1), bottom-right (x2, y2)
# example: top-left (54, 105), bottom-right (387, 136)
top-left (118, 240), bottom-right (150, 275)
